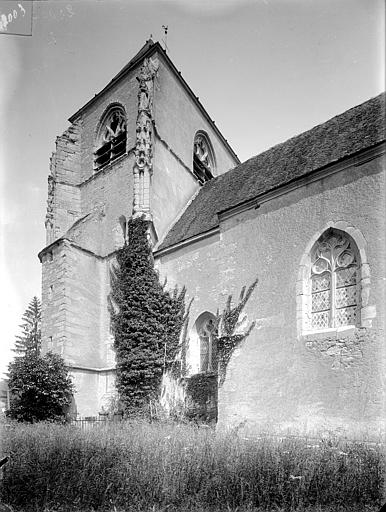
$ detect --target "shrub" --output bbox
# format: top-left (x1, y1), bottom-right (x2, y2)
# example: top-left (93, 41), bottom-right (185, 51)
top-left (6, 352), bottom-right (73, 423)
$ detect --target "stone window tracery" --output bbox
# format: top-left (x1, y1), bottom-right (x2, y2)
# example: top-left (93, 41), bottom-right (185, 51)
top-left (94, 107), bottom-right (127, 170)
top-left (193, 133), bottom-right (215, 184)
top-left (310, 229), bottom-right (359, 330)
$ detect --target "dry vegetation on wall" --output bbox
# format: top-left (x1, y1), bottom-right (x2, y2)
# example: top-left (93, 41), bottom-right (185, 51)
top-left (0, 421), bottom-right (383, 512)
top-left (214, 278), bottom-right (258, 386)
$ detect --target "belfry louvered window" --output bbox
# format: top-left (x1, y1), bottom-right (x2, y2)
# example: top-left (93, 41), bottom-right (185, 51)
top-left (310, 230), bottom-right (359, 330)
top-left (94, 108), bottom-right (127, 170)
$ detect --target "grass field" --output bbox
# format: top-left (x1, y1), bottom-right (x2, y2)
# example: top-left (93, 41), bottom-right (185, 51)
top-left (0, 420), bottom-right (384, 511)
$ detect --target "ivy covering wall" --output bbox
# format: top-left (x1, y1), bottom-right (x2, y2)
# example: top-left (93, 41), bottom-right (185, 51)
top-left (109, 216), bottom-right (186, 415)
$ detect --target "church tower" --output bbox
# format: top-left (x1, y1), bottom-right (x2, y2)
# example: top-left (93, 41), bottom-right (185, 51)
top-left (39, 40), bottom-right (239, 416)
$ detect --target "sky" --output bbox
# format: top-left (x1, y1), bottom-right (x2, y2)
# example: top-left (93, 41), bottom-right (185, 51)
top-left (0, 0), bottom-right (384, 377)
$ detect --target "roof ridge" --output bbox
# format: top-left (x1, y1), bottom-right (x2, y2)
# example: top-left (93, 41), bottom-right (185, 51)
top-left (232, 91), bottom-right (386, 172)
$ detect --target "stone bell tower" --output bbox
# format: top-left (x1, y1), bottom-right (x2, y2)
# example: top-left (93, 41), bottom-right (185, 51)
top-left (38, 40), bottom-right (239, 416)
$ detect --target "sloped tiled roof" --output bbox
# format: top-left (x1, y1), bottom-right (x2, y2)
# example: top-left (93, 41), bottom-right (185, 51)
top-left (159, 93), bottom-right (385, 251)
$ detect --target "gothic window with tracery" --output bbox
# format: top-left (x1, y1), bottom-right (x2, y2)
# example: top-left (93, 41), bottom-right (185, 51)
top-left (94, 108), bottom-right (127, 170)
top-left (310, 229), bottom-right (359, 330)
top-left (193, 133), bottom-right (215, 184)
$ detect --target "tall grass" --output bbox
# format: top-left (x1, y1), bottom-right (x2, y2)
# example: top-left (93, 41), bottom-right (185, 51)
top-left (0, 420), bottom-right (383, 511)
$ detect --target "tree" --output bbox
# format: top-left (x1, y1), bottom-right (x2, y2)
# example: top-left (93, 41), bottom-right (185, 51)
top-left (6, 352), bottom-right (73, 422)
top-left (110, 216), bottom-right (186, 415)
top-left (13, 296), bottom-right (41, 357)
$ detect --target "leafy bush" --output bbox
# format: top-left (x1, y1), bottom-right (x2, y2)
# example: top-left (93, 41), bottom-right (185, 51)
top-left (6, 352), bottom-right (73, 422)
top-left (0, 421), bottom-right (383, 511)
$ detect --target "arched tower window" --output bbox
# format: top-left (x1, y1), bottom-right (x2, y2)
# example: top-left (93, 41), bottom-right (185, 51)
top-left (94, 106), bottom-right (127, 170)
top-left (310, 229), bottom-right (360, 330)
top-left (193, 132), bottom-right (215, 185)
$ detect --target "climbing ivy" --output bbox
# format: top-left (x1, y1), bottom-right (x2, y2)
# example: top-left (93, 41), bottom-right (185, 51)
top-left (109, 216), bottom-right (186, 415)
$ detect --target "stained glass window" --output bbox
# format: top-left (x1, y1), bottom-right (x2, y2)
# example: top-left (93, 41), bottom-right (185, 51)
top-left (310, 230), bottom-right (359, 330)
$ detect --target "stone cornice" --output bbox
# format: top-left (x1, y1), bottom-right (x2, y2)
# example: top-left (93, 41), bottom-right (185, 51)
top-left (154, 227), bottom-right (220, 258)
top-left (48, 149), bottom-right (135, 189)
top-left (38, 237), bottom-right (118, 262)
top-left (38, 237), bottom-right (66, 261)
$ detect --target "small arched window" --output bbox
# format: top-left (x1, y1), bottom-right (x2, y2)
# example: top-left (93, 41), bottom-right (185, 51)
top-left (94, 107), bottom-right (127, 170)
top-left (193, 132), bottom-right (215, 184)
top-left (119, 215), bottom-right (127, 243)
top-left (310, 229), bottom-right (360, 330)
top-left (192, 312), bottom-right (217, 373)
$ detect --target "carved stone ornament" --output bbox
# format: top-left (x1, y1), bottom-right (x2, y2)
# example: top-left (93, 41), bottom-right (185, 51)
top-left (45, 174), bottom-right (55, 230)
top-left (133, 57), bottom-right (159, 217)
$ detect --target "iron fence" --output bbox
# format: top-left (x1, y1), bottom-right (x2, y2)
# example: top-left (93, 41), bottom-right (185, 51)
top-left (69, 414), bottom-right (123, 430)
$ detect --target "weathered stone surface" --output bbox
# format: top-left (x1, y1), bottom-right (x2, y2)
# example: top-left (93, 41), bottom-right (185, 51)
top-left (159, 154), bottom-right (386, 435)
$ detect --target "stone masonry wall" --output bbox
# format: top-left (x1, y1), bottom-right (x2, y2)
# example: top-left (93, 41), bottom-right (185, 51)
top-left (41, 240), bottom-right (72, 358)
top-left (42, 56), bottom-right (140, 359)
top-left (157, 154), bottom-right (386, 435)
top-left (152, 55), bottom-right (239, 243)
top-left (47, 121), bottom-right (82, 244)
top-left (154, 55), bottom-right (238, 178)
top-left (59, 245), bottom-right (104, 368)
top-left (152, 139), bottom-right (199, 243)
top-left (69, 60), bottom-right (138, 256)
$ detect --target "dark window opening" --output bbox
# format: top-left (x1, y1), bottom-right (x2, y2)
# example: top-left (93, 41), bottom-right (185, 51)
top-left (94, 110), bottom-right (127, 171)
top-left (193, 134), bottom-right (214, 185)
